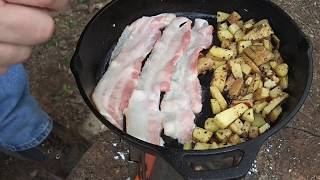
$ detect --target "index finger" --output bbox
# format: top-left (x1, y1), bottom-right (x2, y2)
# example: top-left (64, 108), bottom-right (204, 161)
top-left (6, 0), bottom-right (69, 11)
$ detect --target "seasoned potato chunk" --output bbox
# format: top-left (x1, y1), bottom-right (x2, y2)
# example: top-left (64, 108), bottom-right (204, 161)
top-left (197, 57), bottom-right (214, 74)
top-left (192, 127), bottom-right (213, 143)
top-left (217, 11), bottom-right (230, 23)
top-left (227, 11), bottom-right (241, 24)
top-left (259, 123), bottom-right (270, 134)
top-left (234, 30), bottom-right (245, 42)
top-left (211, 65), bottom-right (228, 92)
top-left (211, 99), bottom-right (221, 115)
top-left (252, 113), bottom-right (266, 127)
top-left (249, 126), bottom-right (259, 139)
top-left (254, 88), bottom-right (270, 100)
top-left (218, 30), bottom-right (234, 41)
top-left (215, 103), bottom-right (249, 129)
top-left (228, 23), bottom-right (241, 34)
top-left (279, 75), bottom-right (288, 89)
top-left (183, 142), bottom-right (192, 150)
top-left (262, 93), bottom-right (289, 116)
top-left (210, 86), bottom-right (228, 111)
top-left (241, 121), bottom-right (251, 138)
top-left (229, 59), bottom-right (243, 79)
top-left (194, 143), bottom-right (211, 150)
top-left (238, 40), bottom-right (252, 53)
top-left (219, 22), bottom-right (228, 31)
top-left (209, 46), bottom-right (234, 60)
top-left (275, 63), bottom-right (289, 77)
top-left (229, 134), bottom-right (241, 144)
top-left (269, 86), bottom-right (283, 98)
top-left (229, 79), bottom-right (244, 99)
top-left (241, 54), bottom-right (261, 75)
top-left (243, 19), bottom-right (274, 41)
top-left (216, 129), bottom-right (232, 143)
top-left (205, 118), bottom-right (220, 132)
top-left (210, 142), bottom-right (219, 149)
top-left (241, 62), bottom-right (252, 75)
top-left (269, 105), bottom-right (282, 122)
top-left (229, 119), bottom-right (244, 135)
top-left (253, 101), bottom-right (268, 113)
top-left (241, 108), bottom-right (254, 122)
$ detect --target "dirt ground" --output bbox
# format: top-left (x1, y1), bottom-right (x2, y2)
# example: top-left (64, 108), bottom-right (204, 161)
top-left (0, 0), bottom-right (319, 179)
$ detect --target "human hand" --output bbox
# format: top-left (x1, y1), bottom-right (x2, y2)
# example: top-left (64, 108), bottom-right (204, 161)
top-left (0, 0), bottom-right (69, 74)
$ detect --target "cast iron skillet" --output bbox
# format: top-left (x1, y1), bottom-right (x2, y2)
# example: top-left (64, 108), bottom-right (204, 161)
top-left (70, 0), bottom-right (313, 179)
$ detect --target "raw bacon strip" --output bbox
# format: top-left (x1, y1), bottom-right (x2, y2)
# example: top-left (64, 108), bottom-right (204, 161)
top-left (161, 19), bottom-right (213, 143)
top-left (92, 14), bottom-right (176, 129)
top-left (126, 17), bottom-right (192, 145)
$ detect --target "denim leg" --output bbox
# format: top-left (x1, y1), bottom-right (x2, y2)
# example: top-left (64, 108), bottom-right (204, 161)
top-left (0, 64), bottom-right (52, 151)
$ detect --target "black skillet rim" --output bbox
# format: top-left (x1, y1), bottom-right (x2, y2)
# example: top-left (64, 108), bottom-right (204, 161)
top-left (70, 0), bottom-right (313, 175)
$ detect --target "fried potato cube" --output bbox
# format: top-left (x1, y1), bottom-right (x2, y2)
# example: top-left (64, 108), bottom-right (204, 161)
top-left (194, 143), bottom-right (211, 150)
top-left (269, 60), bottom-right (278, 70)
top-left (241, 108), bottom-right (254, 122)
top-left (243, 19), bottom-right (255, 32)
top-left (275, 63), bottom-right (289, 77)
top-left (234, 29), bottom-right (245, 42)
top-left (211, 99), bottom-right (221, 115)
top-left (183, 142), bottom-right (192, 150)
top-left (229, 134), bottom-right (241, 144)
top-left (262, 93), bottom-right (289, 116)
top-left (244, 46), bottom-right (275, 66)
top-left (217, 11), bottom-right (230, 23)
top-left (209, 46), bottom-right (234, 60)
top-left (241, 54), bottom-right (261, 75)
top-left (212, 60), bottom-right (227, 70)
top-left (219, 22), bottom-right (228, 31)
top-left (241, 93), bottom-right (253, 100)
top-left (224, 75), bottom-right (236, 91)
top-left (205, 118), bottom-right (220, 132)
top-left (264, 79), bottom-right (277, 89)
top-left (221, 39), bottom-right (232, 49)
top-left (215, 103), bottom-right (249, 129)
top-left (211, 65), bottom-right (228, 92)
top-left (227, 11), bottom-right (241, 24)
top-left (192, 127), bottom-right (213, 143)
top-left (269, 105), bottom-right (282, 122)
top-left (238, 40), bottom-right (252, 53)
top-left (229, 59), bottom-right (243, 79)
top-left (254, 88), bottom-right (270, 100)
top-left (249, 126), bottom-right (259, 139)
top-left (248, 74), bottom-right (262, 93)
top-left (231, 99), bottom-right (253, 108)
top-left (229, 78), bottom-right (244, 99)
top-left (236, 20), bottom-right (244, 29)
top-left (259, 123), bottom-right (270, 134)
top-left (197, 57), bottom-right (214, 74)
top-left (253, 101), bottom-right (268, 113)
top-left (210, 142), bottom-right (219, 149)
top-left (243, 19), bottom-right (274, 41)
top-left (216, 129), bottom-right (232, 143)
top-left (252, 113), bottom-right (266, 127)
top-left (229, 119), bottom-right (244, 135)
top-left (241, 121), bottom-right (251, 138)
top-left (210, 86), bottom-right (228, 111)
top-left (229, 42), bottom-right (238, 59)
top-left (228, 23), bottom-right (241, 34)
top-left (218, 30), bottom-right (234, 41)
top-left (263, 39), bottom-right (273, 51)
top-left (279, 75), bottom-right (288, 89)
top-left (269, 86), bottom-right (283, 98)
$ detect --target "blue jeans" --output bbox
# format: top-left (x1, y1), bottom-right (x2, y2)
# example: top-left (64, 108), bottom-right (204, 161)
top-left (0, 64), bottom-right (52, 152)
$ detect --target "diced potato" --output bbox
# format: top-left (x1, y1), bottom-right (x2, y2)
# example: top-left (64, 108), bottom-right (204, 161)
top-left (234, 29), bottom-right (245, 42)
top-left (243, 19), bottom-right (255, 32)
top-left (236, 20), bottom-right (244, 29)
top-left (229, 134), bottom-right (241, 144)
top-left (229, 119), bottom-right (244, 135)
top-left (205, 118), bottom-right (220, 132)
top-left (211, 99), bottom-right (221, 114)
top-left (221, 39), bottom-right (232, 49)
top-left (243, 19), bottom-right (274, 41)
top-left (214, 103), bottom-right (249, 129)
top-left (210, 142), bottom-right (219, 149)
top-left (219, 22), bottom-right (228, 31)
top-left (279, 75), bottom-right (288, 89)
top-left (210, 86), bottom-right (228, 111)
top-left (197, 57), bottom-right (214, 74)
top-left (194, 143), bottom-right (211, 150)
top-left (269, 105), bottom-right (282, 122)
top-left (216, 129), bottom-right (232, 143)
top-left (241, 54), bottom-right (261, 75)
top-left (272, 35), bottom-right (280, 49)
top-left (228, 23), bottom-right (241, 34)
top-left (241, 108), bottom-right (254, 122)
top-left (209, 46), bottom-right (234, 60)
top-left (229, 59), bottom-right (243, 79)
top-left (229, 42), bottom-right (238, 59)
top-left (275, 63), bottom-right (289, 77)
top-left (249, 126), bottom-right (259, 139)
top-left (273, 50), bottom-right (284, 64)
top-left (211, 65), bottom-right (228, 92)
top-left (183, 142), bottom-right (192, 150)
top-left (217, 11), bottom-right (230, 23)
top-left (224, 75), bottom-right (236, 91)
top-left (264, 79), bottom-right (277, 89)
top-left (241, 121), bottom-right (251, 138)
top-left (212, 60), bottom-right (227, 70)
top-left (259, 123), bottom-right (270, 134)
top-left (241, 93), bottom-right (253, 100)
top-left (227, 11), bottom-right (241, 24)
top-left (252, 113), bottom-right (266, 127)
top-left (192, 127), bottom-right (213, 143)
top-left (253, 101), bottom-right (268, 113)
top-left (245, 76), bottom-right (253, 85)
top-left (245, 46), bottom-right (275, 66)
top-left (254, 88), bottom-right (270, 100)
top-left (270, 86), bottom-right (283, 98)
top-left (248, 74), bottom-right (262, 93)
top-left (241, 62), bottom-right (252, 75)
top-left (238, 40), bottom-right (252, 53)
top-left (229, 79), bottom-right (244, 99)
top-left (269, 60), bottom-right (278, 70)
top-left (263, 39), bottom-right (273, 51)
top-left (231, 99), bottom-right (253, 108)
top-left (218, 30), bottom-right (234, 41)
top-left (262, 93), bottom-right (289, 116)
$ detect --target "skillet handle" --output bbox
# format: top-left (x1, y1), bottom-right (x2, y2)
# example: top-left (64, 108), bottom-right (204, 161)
top-left (160, 141), bottom-right (261, 180)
